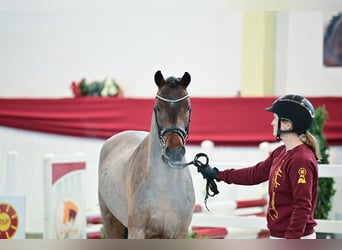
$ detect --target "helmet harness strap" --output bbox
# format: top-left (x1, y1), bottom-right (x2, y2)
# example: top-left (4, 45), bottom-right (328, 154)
top-left (276, 117), bottom-right (281, 141)
top-left (276, 116), bottom-right (294, 141)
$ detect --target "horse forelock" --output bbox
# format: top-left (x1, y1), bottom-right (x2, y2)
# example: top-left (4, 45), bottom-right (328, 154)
top-left (166, 76), bottom-right (179, 88)
top-left (158, 77), bottom-right (188, 100)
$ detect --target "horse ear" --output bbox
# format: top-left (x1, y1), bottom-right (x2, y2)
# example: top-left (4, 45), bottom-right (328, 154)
top-left (154, 70), bottom-right (165, 87)
top-left (180, 72), bottom-right (191, 88)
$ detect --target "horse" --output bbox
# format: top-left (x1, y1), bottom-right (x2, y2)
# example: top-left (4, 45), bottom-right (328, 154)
top-left (98, 70), bottom-right (195, 239)
top-left (324, 12), bottom-right (342, 66)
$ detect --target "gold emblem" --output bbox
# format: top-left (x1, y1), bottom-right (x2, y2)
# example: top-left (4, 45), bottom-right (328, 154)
top-left (298, 167), bottom-right (307, 184)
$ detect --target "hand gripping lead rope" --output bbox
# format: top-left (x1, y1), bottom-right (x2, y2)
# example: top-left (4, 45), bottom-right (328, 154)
top-left (192, 153), bottom-right (219, 211)
top-left (163, 152), bottom-right (219, 211)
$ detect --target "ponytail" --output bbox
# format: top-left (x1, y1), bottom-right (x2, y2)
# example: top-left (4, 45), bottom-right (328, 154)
top-left (299, 131), bottom-right (321, 160)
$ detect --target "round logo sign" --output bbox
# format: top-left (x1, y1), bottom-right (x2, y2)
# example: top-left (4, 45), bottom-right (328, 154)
top-left (0, 202), bottom-right (19, 239)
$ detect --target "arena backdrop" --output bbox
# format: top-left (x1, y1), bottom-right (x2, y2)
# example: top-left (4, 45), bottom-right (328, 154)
top-left (0, 97), bottom-right (341, 146)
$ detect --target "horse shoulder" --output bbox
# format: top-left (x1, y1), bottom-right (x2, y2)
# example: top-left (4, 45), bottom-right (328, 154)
top-left (99, 130), bottom-right (148, 162)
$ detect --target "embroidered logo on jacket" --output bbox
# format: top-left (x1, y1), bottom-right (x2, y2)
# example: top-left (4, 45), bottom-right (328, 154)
top-left (297, 167), bottom-right (307, 184)
top-left (269, 166), bottom-right (282, 220)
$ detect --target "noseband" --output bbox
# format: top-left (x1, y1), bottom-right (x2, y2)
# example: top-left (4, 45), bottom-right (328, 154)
top-left (154, 94), bottom-right (190, 169)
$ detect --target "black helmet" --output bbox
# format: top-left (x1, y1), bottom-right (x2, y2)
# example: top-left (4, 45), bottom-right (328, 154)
top-left (266, 94), bottom-right (315, 135)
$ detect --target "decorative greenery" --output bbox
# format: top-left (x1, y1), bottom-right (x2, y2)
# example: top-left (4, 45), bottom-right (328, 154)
top-left (308, 106), bottom-right (336, 220)
top-left (188, 232), bottom-right (197, 239)
top-left (100, 226), bottom-right (106, 239)
top-left (187, 231), bottom-right (209, 239)
top-left (71, 77), bottom-right (123, 97)
top-left (308, 106), bottom-right (336, 239)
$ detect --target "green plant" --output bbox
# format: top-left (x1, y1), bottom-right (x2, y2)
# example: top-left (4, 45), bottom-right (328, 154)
top-left (100, 225), bottom-right (106, 239)
top-left (70, 77), bottom-right (122, 97)
top-left (188, 232), bottom-right (197, 239)
top-left (308, 106), bottom-right (336, 238)
top-left (187, 231), bottom-right (209, 239)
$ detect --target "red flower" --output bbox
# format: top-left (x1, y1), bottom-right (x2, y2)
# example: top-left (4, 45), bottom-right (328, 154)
top-left (71, 81), bottom-right (82, 97)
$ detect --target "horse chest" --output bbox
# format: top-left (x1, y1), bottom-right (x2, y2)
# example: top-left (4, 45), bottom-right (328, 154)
top-left (130, 168), bottom-right (194, 214)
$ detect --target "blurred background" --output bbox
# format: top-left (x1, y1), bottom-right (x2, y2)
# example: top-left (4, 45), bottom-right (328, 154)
top-left (0, 2), bottom-right (342, 239)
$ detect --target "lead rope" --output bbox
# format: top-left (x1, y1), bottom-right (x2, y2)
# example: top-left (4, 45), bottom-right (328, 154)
top-left (191, 153), bottom-right (219, 211)
top-left (163, 152), bottom-right (220, 211)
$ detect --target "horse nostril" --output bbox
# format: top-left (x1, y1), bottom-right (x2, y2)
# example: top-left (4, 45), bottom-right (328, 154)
top-left (166, 146), bottom-right (185, 161)
top-left (179, 146), bottom-right (185, 156)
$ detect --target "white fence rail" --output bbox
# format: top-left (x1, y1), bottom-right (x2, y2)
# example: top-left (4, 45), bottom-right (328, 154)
top-left (4, 147), bottom-right (342, 238)
top-left (211, 162), bottom-right (342, 177)
top-left (191, 214), bottom-right (342, 234)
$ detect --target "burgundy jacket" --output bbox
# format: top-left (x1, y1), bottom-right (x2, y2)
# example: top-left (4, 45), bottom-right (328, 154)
top-left (217, 144), bottom-right (318, 239)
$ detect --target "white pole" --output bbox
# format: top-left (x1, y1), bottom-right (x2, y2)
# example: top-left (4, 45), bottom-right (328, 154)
top-left (200, 140), bottom-right (215, 160)
top-left (6, 150), bottom-right (18, 195)
top-left (42, 153), bottom-right (55, 239)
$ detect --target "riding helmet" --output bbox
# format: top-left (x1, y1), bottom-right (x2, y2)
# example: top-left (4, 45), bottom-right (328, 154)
top-left (265, 94), bottom-right (315, 133)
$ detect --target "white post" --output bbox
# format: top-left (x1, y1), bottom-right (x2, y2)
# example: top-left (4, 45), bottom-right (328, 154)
top-left (42, 153), bottom-right (55, 239)
top-left (200, 140), bottom-right (215, 160)
top-left (42, 152), bottom-right (87, 239)
top-left (6, 150), bottom-right (18, 195)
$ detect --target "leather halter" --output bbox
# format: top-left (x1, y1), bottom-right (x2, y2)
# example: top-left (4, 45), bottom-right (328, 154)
top-left (154, 94), bottom-right (191, 169)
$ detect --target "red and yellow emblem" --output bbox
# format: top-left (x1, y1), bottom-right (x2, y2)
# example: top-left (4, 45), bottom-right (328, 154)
top-left (0, 202), bottom-right (19, 239)
top-left (298, 167), bottom-right (307, 184)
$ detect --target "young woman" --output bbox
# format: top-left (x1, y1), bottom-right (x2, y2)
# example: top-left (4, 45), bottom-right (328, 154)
top-left (198, 94), bottom-right (320, 239)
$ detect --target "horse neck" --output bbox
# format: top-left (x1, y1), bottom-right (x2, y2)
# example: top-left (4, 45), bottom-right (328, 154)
top-left (149, 112), bottom-right (162, 154)
top-left (146, 112), bottom-right (168, 170)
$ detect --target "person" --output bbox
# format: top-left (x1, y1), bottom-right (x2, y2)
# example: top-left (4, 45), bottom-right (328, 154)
top-left (198, 94), bottom-right (320, 239)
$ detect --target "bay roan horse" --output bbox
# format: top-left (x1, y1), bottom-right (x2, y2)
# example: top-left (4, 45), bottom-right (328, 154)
top-left (98, 71), bottom-right (195, 238)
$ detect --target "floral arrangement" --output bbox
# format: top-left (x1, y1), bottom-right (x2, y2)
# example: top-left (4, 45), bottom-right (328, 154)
top-left (71, 77), bottom-right (123, 97)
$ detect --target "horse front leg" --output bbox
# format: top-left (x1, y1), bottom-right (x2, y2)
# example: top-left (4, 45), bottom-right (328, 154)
top-left (127, 227), bottom-right (146, 239)
top-left (127, 213), bottom-right (148, 239)
top-left (175, 230), bottom-right (189, 239)
top-left (99, 192), bottom-right (127, 239)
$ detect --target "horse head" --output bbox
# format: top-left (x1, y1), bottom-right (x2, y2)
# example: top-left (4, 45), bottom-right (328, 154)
top-left (154, 70), bottom-right (191, 166)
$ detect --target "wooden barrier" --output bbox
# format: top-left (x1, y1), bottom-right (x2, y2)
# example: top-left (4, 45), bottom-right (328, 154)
top-left (86, 198), bottom-right (269, 239)
top-left (86, 214), bottom-right (103, 239)
top-left (43, 153), bottom-right (87, 239)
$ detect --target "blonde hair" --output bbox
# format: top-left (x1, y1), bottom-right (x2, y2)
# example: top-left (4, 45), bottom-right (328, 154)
top-left (299, 131), bottom-right (321, 160)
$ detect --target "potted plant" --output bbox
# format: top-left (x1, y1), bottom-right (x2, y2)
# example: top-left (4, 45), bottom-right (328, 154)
top-left (309, 106), bottom-right (336, 239)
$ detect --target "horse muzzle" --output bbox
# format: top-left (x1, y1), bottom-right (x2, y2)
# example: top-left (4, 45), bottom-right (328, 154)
top-left (160, 126), bottom-right (188, 165)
